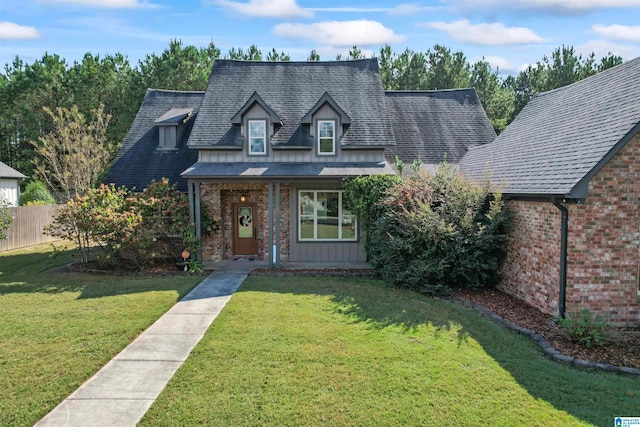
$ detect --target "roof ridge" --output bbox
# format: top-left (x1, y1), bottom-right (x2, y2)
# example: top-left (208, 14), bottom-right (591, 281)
top-left (147, 88), bottom-right (206, 94)
top-left (386, 88), bottom-right (475, 94)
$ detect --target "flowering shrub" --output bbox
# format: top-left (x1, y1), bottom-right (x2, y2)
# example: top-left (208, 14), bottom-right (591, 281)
top-left (369, 163), bottom-right (509, 295)
top-left (46, 179), bottom-right (217, 268)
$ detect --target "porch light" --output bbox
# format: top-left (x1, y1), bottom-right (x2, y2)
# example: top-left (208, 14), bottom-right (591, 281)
top-left (240, 195), bottom-right (247, 202)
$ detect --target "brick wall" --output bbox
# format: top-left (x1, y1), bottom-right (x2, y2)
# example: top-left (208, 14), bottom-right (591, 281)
top-left (501, 132), bottom-right (640, 326)
top-left (200, 182), bottom-right (290, 262)
top-left (499, 200), bottom-right (562, 316)
top-left (565, 133), bottom-right (640, 326)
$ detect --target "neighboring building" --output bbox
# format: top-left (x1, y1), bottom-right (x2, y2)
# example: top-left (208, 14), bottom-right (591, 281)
top-left (107, 58), bottom-right (494, 265)
top-left (461, 57), bottom-right (640, 326)
top-left (0, 161), bottom-right (26, 206)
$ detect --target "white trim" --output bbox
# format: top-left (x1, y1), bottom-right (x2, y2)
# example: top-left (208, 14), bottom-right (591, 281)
top-left (248, 119), bottom-right (267, 155)
top-left (317, 120), bottom-right (335, 155)
top-left (298, 190), bottom-right (357, 242)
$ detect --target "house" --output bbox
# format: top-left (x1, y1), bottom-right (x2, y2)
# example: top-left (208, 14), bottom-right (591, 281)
top-left (105, 89), bottom-right (204, 192)
top-left (107, 58), bottom-right (494, 266)
top-left (461, 57), bottom-right (640, 327)
top-left (0, 161), bottom-right (26, 206)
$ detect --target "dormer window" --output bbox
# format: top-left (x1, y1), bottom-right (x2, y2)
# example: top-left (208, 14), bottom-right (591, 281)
top-left (154, 108), bottom-right (193, 151)
top-left (248, 120), bottom-right (267, 155)
top-left (318, 120), bottom-right (335, 155)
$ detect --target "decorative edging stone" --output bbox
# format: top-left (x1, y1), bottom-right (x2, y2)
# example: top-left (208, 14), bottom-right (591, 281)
top-left (250, 268), bottom-right (379, 278)
top-left (452, 297), bottom-right (640, 376)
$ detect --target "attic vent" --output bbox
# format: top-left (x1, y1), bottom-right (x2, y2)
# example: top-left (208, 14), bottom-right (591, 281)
top-left (154, 108), bottom-right (194, 151)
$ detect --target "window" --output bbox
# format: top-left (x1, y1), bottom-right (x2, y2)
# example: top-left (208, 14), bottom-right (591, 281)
top-left (299, 190), bottom-right (356, 241)
top-left (317, 120), bottom-right (335, 155)
top-left (248, 120), bottom-right (266, 155)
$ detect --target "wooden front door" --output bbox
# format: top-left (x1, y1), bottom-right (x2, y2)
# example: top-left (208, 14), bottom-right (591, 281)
top-left (233, 203), bottom-right (259, 255)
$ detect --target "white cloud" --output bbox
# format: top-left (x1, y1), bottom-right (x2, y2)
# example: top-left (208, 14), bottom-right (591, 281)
top-left (213, 0), bottom-right (312, 18)
top-left (420, 20), bottom-right (543, 45)
top-left (0, 21), bottom-right (40, 39)
top-left (482, 56), bottom-right (516, 72)
top-left (42, 0), bottom-right (158, 8)
top-left (388, 3), bottom-right (445, 15)
top-left (450, 0), bottom-right (640, 13)
top-left (273, 20), bottom-right (404, 47)
top-left (577, 39), bottom-right (640, 60)
top-left (306, 4), bottom-right (443, 15)
top-left (592, 24), bottom-right (640, 41)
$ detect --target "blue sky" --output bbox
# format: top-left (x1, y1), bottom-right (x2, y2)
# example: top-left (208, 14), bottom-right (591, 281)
top-left (1, 0), bottom-right (640, 75)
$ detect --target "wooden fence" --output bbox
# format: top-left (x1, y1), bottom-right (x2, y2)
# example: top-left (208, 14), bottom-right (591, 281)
top-left (0, 205), bottom-right (61, 252)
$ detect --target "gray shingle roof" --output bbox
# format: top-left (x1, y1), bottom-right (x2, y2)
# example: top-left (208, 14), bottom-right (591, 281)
top-left (182, 161), bottom-right (395, 178)
top-left (385, 89), bottom-right (496, 165)
top-left (0, 161), bottom-right (26, 179)
top-left (460, 57), bottom-right (640, 198)
top-left (104, 89), bottom-right (204, 192)
top-left (187, 59), bottom-right (395, 150)
top-left (154, 108), bottom-right (194, 125)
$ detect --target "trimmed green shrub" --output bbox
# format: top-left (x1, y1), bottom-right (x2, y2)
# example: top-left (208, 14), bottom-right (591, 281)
top-left (20, 181), bottom-right (56, 205)
top-left (369, 163), bottom-right (509, 295)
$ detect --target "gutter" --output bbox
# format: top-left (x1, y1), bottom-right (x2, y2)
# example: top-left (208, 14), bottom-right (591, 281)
top-left (551, 198), bottom-right (568, 319)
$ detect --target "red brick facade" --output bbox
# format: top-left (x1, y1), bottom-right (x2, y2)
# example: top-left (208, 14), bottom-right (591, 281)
top-left (199, 182), bottom-right (290, 262)
top-left (500, 132), bottom-right (640, 326)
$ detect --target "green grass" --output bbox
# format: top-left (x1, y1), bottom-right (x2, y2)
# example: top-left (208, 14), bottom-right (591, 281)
top-left (141, 275), bottom-right (639, 427)
top-left (0, 243), bottom-right (201, 426)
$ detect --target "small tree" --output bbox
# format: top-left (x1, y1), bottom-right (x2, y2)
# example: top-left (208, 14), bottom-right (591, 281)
top-left (20, 180), bottom-right (56, 205)
top-left (32, 104), bottom-right (115, 201)
top-left (0, 198), bottom-right (13, 240)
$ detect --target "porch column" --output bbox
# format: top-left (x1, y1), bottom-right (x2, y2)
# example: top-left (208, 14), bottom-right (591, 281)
top-left (194, 182), bottom-right (202, 262)
top-left (267, 182), bottom-right (274, 268)
top-left (274, 182), bottom-right (281, 268)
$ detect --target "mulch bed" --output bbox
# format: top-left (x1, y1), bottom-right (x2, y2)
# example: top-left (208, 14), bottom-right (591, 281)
top-left (454, 287), bottom-right (640, 370)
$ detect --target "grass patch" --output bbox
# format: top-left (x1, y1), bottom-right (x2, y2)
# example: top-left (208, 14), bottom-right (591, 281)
top-left (142, 275), bottom-right (639, 427)
top-left (0, 243), bottom-right (201, 426)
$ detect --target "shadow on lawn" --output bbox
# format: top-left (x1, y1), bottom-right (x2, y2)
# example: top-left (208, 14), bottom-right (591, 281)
top-left (241, 275), bottom-right (639, 427)
top-left (0, 248), bottom-right (195, 300)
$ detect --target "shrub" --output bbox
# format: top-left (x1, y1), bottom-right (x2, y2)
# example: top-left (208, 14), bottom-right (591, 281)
top-left (343, 174), bottom-right (401, 253)
top-left (0, 198), bottom-right (13, 240)
top-left (555, 309), bottom-right (612, 348)
top-left (20, 181), bottom-right (56, 205)
top-left (369, 163), bottom-right (509, 295)
top-left (45, 179), bottom-right (217, 268)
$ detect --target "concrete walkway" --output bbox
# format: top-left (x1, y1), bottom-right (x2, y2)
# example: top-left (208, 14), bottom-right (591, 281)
top-left (36, 265), bottom-right (251, 427)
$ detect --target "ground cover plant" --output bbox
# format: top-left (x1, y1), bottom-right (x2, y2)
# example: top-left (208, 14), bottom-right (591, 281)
top-left (141, 275), bottom-right (639, 427)
top-left (0, 243), bottom-right (201, 426)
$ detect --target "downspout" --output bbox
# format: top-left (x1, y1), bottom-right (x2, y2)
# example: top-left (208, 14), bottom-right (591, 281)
top-left (551, 198), bottom-right (568, 319)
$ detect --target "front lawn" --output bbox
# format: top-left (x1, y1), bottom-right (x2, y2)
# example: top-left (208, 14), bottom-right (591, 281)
top-left (0, 243), bottom-right (201, 426)
top-left (142, 275), bottom-right (639, 427)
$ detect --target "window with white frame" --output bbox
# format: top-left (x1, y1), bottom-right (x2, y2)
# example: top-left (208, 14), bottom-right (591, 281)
top-left (299, 190), bottom-right (356, 241)
top-left (248, 120), bottom-right (266, 155)
top-left (317, 120), bottom-right (335, 155)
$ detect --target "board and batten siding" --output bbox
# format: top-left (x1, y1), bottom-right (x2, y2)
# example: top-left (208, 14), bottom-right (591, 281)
top-left (0, 179), bottom-right (20, 207)
top-left (200, 149), bottom-right (384, 163)
top-left (287, 182), bottom-right (367, 262)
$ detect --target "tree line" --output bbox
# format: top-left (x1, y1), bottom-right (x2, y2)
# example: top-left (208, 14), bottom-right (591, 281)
top-left (0, 40), bottom-right (623, 196)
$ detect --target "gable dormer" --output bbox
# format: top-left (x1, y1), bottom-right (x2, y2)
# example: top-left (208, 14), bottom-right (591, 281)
top-left (154, 108), bottom-right (194, 150)
top-left (231, 92), bottom-right (283, 156)
top-left (301, 92), bottom-right (350, 156)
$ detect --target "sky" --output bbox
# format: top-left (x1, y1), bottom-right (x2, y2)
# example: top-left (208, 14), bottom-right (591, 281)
top-left (1, 0), bottom-right (640, 76)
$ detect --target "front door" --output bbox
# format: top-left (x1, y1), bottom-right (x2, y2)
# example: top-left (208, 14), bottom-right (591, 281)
top-left (233, 204), bottom-right (259, 255)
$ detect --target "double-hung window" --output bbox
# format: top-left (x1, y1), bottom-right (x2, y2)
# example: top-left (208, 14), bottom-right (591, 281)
top-left (317, 120), bottom-right (335, 155)
top-left (248, 120), bottom-right (266, 155)
top-left (299, 190), bottom-right (356, 241)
